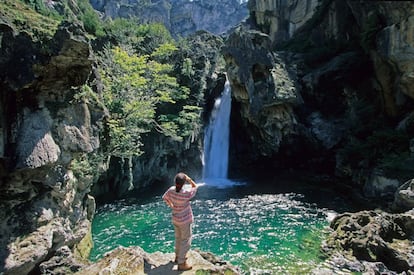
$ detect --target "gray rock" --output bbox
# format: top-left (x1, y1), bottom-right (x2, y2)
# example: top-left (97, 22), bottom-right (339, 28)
top-left (249, 0), bottom-right (320, 42)
top-left (223, 26), bottom-right (300, 156)
top-left (39, 246), bottom-right (86, 274)
top-left (393, 179), bottom-right (414, 212)
top-left (363, 169), bottom-right (401, 198)
top-left (15, 109), bottom-right (60, 169)
top-left (322, 210), bottom-right (414, 273)
top-left (89, 0), bottom-right (248, 37)
top-left (77, 246), bottom-right (240, 275)
top-left (0, 20), bottom-right (104, 275)
top-left (307, 112), bottom-right (346, 149)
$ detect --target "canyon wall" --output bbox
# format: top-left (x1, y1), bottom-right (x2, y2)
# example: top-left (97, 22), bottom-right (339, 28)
top-left (225, 0), bottom-right (414, 195)
top-left (90, 0), bottom-right (248, 37)
top-left (0, 21), bottom-right (105, 273)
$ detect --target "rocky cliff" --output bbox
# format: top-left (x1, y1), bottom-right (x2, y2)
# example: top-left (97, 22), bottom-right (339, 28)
top-left (224, 0), bottom-right (414, 194)
top-left (0, 18), bottom-right (105, 273)
top-left (223, 0), bottom-right (414, 273)
top-left (90, 0), bottom-right (249, 37)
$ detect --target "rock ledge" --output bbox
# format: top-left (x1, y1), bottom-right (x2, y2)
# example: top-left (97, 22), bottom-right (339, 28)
top-left (78, 246), bottom-right (240, 275)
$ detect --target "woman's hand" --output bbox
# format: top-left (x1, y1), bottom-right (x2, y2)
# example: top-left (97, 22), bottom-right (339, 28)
top-left (185, 174), bottom-right (197, 188)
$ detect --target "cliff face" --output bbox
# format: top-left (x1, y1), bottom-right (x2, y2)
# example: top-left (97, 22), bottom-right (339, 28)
top-left (248, 0), bottom-right (320, 42)
top-left (225, 0), bottom-right (414, 186)
top-left (222, 1), bottom-right (414, 272)
top-left (222, 27), bottom-right (300, 163)
top-left (0, 20), bottom-right (106, 273)
top-left (90, 0), bottom-right (248, 37)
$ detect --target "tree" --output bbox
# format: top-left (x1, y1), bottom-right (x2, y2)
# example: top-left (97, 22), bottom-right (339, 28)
top-left (99, 44), bottom-right (200, 157)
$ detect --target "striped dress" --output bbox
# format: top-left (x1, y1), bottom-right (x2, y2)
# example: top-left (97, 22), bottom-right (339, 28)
top-left (162, 185), bottom-right (197, 225)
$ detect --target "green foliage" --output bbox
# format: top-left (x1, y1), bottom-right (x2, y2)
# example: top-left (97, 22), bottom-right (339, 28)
top-left (72, 85), bottom-right (104, 108)
top-left (99, 45), bottom-right (198, 157)
top-left (181, 57), bottom-right (195, 78)
top-left (70, 153), bottom-right (105, 182)
top-left (151, 42), bottom-right (178, 62)
top-left (103, 19), bottom-right (173, 54)
top-left (103, 18), bottom-right (144, 46)
top-left (25, 0), bottom-right (61, 19)
top-left (157, 105), bottom-right (202, 141)
top-left (1, 1), bottom-right (61, 39)
top-left (14, 0), bottom-right (104, 37)
top-left (77, 0), bottom-right (105, 36)
top-left (134, 23), bottom-right (174, 55)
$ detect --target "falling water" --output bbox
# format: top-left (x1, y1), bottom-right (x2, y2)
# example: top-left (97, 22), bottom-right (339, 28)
top-left (202, 80), bottom-right (232, 181)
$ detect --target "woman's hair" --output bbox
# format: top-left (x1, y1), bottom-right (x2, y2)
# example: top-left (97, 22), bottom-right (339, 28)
top-left (174, 172), bottom-right (186, 192)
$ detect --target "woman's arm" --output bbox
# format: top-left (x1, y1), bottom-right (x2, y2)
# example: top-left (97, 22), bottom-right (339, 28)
top-left (163, 197), bottom-right (174, 208)
top-left (185, 174), bottom-right (197, 188)
top-left (162, 191), bottom-right (174, 208)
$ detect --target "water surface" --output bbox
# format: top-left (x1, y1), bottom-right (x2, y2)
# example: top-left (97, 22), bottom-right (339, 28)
top-left (90, 179), bottom-right (355, 274)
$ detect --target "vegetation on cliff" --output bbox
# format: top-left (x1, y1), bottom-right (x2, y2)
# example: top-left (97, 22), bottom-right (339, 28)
top-left (2, 0), bottom-right (205, 167)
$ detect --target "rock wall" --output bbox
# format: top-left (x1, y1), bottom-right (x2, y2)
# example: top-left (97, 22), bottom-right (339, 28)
top-left (0, 21), bottom-right (105, 274)
top-left (348, 1), bottom-right (414, 117)
top-left (248, 0), bottom-right (320, 42)
top-left (90, 0), bottom-right (249, 37)
top-left (222, 1), bottom-right (414, 272)
top-left (222, 27), bottom-right (300, 166)
top-left (224, 0), bottom-right (414, 181)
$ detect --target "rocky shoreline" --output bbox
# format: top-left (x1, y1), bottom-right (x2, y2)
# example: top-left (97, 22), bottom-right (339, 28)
top-left (39, 246), bottom-right (240, 275)
top-left (314, 209), bottom-right (414, 274)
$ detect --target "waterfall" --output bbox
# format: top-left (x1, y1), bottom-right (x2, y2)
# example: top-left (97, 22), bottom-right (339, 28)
top-left (203, 80), bottom-right (232, 181)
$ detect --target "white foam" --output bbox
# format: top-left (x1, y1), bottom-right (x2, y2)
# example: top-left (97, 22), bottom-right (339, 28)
top-left (198, 178), bottom-right (246, 189)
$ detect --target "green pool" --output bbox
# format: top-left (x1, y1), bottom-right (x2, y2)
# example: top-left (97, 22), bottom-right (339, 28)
top-left (90, 180), bottom-right (351, 274)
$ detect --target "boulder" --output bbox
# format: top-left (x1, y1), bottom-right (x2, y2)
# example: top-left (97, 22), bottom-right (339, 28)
top-left (39, 246), bottom-right (87, 274)
top-left (322, 210), bottom-right (414, 273)
top-left (363, 170), bottom-right (401, 198)
top-left (392, 179), bottom-right (414, 212)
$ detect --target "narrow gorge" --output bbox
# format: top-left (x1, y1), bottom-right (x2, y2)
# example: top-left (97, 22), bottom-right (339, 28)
top-left (0, 0), bottom-right (413, 274)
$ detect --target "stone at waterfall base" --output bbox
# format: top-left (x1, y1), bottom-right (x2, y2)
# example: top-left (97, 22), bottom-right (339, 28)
top-left (77, 246), bottom-right (240, 275)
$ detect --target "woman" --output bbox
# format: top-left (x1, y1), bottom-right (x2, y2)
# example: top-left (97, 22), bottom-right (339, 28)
top-left (162, 172), bottom-right (198, 271)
